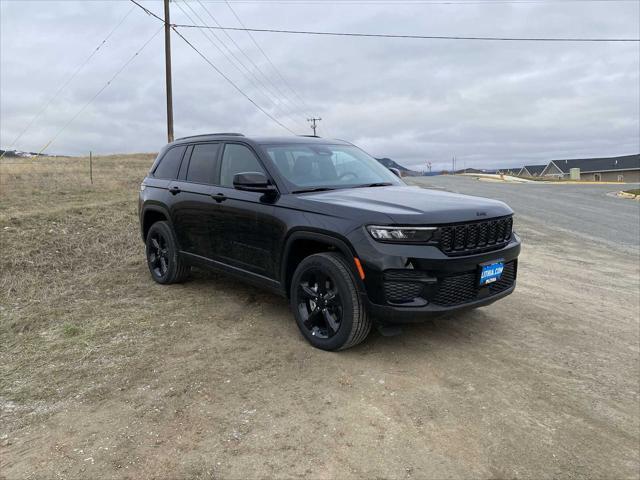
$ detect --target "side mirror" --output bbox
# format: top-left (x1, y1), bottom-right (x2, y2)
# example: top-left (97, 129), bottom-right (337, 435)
top-left (233, 172), bottom-right (277, 194)
top-left (388, 167), bottom-right (402, 178)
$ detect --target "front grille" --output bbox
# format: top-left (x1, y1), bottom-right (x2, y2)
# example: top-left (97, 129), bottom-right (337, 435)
top-left (384, 281), bottom-right (424, 303)
top-left (488, 261), bottom-right (517, 294)
top-left (431, 272), bottom-right (477, 306)
top-left (384, 270), bottom-right (429, 281)
top-left (439, 216), bottom-right (513, 256)
top-left (431, 261), bottom-right (517, 306)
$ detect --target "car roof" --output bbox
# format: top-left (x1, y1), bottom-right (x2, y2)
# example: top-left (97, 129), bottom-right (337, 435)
top-left (169, 134), bottom-right (351, 147)
top-left (251, 136), bottom-right (351, 146)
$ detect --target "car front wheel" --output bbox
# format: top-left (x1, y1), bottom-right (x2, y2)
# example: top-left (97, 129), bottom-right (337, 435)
top-left (290, 252), bottom-right (371, 350)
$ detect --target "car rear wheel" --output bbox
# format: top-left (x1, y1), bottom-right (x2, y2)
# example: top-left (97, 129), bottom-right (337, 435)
top-left (145, 221), bottom-right (189, 284)
top-left (290, 252), bottom-right (371, 350)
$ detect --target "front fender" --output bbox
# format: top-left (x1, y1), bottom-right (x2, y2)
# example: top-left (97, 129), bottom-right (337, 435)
top-left (280, 229), bottom-right (366, 295)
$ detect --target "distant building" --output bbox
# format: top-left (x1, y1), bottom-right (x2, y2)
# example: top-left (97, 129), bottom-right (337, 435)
top-left (517, 165), bottom-right (546, 177)
top-left (455, 168), bottom-right (494, 174)
top-left (496, 168), bottom-right (520, 176)
top-left (540, 154), bottom-right (639, 182)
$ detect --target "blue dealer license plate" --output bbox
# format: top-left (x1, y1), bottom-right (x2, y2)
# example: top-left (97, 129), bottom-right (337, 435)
top-left (479, 261), bottom-right (504, 286)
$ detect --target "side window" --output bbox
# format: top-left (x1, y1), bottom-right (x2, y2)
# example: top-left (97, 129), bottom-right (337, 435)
top-left (220, 144), bottom-right (265, 187)
top-left (186, 143), bottom-right (220, 184)
top-left (153, 146), bottom-right (186, 179)
top-left (177, 145), bottom-right (192, 180)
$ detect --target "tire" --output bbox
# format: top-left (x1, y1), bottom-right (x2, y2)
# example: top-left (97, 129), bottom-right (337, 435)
top-left (145, 221), bottom-right (189, 284)
top-left (290, 252), bottom-right (371, 351)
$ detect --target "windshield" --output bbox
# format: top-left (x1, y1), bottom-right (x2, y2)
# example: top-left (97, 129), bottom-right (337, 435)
top-left (263, 143), bottom-right (403, 192)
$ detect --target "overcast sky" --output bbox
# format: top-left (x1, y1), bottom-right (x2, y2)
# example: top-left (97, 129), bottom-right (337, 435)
top-left (1, 0), bottom-right (638, 170)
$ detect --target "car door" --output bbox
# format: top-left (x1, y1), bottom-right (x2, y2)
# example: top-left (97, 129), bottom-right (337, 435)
top-left (169, 142), bottom-right (221, 260)
top-left (210, 142), bottom-right (279, 278)
top-left (146, 144), bottom-right (188, 217)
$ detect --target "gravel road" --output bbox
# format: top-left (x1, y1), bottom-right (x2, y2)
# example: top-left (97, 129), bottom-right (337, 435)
top-left (407, 175), bottom-right (640, 253)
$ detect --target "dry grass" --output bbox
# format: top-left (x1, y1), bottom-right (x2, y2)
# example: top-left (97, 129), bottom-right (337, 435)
top-left (0, 153), bottom-right (302, 477)
top-left (0, 152), bottom-right (281, 446)
top-left (1, 154), bottom-right (157, 419)
top-left (0, 154), bottom-right (153, 218)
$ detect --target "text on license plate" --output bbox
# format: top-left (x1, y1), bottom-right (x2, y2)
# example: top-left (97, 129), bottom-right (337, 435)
top-left (480, 262), bottom-right (504, 286)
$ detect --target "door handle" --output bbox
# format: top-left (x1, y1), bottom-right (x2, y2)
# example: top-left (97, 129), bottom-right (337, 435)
top-left (211, 193), bottom-right (227, 203)
top-left (169, 186), bottom-right (181, 195)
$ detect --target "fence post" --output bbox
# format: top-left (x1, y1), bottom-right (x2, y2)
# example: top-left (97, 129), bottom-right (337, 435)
top-left (89, 151), bottom-right (93, 185)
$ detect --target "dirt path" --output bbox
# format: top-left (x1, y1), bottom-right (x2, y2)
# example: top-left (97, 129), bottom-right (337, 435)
top-left (1, 178), bottom-right (639, 478)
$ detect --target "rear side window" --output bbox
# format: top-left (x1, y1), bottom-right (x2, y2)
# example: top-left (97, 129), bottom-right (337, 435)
top-left (153, 146), bottom-right (186, 179)
top-left (186, 143), bottom-right (220, 184)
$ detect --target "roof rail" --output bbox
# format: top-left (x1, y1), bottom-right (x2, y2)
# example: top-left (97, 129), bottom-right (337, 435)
top-left (175, 132), bottom-right (245, 141)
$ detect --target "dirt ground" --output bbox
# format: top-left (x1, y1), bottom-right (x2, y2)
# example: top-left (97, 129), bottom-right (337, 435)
top-left (1, 156), bottom-right (639, 479)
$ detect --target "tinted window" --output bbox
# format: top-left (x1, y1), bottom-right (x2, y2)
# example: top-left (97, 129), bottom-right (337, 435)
top-left (177, 145), bottom-right (192, 180)
top-left (153, 146), bottom-right (186, 179)
top-left (186, 143), bottom-right (220, 184)
top-left (264, 144), bottom-right (401, 189)
top-left (220, 144), bottom-right (265, 187)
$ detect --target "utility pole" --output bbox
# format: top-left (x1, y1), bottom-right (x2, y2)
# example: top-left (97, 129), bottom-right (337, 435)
top-left (164, 0), bottom-right (174, 143)
top-left (307, 117), bottom-right (321, 136)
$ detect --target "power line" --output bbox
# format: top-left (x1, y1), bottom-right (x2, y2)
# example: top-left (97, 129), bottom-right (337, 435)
top-left (37, 25), bottom-right (164, 155)
top-left (178, 0), bottom-right (303, 128)
top-left (197, 0), bottom-right (640, 3)
top-left (129, 0), bottom-right (297, 134)
top-left (196, 0), bottom-right (304, 124)
top-left (130, 0), bottom-right (165, 23)
top-left (196, 0), bottom-right (308, 125)
top-left (173, 0), bottom-right (274, 109)
top-left (171, 27), bottom-right (297, 134)
top-left (173, 24), bottom-right (640, 42)
top-left (0, 5), bottom-right (135, 158)
top-left (173, 0), bottom-right (301, 131)
top-left (223, 0), bottom-right (313, 117)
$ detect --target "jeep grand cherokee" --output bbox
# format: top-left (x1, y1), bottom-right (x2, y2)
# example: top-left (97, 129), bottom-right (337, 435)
top-left (139, 133), bottom-right (521, 350)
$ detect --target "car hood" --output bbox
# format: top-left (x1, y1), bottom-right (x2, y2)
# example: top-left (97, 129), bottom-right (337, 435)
top-left (297, 185), bottom-right (513, 224)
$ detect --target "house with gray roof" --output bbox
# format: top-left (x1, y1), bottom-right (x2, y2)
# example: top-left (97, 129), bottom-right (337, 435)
top-left (540, 154), bottom-right (640, 182)
top-left (517, 165), bottom-right (546, 177)
top-left (496, 168), bottom-right (520, 176)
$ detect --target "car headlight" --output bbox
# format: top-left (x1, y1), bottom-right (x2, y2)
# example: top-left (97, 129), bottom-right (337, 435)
top-left (366, 225), bottom-right (437, 243)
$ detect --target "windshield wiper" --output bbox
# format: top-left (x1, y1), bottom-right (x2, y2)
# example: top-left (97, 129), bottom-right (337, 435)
top-left (291, 187), bottom-right (336, 194)
top-left (354, 182), bottom-right (394, 188)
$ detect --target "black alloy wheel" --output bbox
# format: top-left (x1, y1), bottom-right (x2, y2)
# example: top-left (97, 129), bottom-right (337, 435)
top-left (297, 269), bottom-right (344, 339)
top-left (290, 252), bottom-right (371, 351)
top-left (148, 230), bottom-right (170, 279)
top-left (145, 221), bottom-right (189, 284)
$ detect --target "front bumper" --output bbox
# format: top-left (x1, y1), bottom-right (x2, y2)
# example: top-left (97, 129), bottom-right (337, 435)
top-left (351, 229), bottom-right (521, 323)
top-left (364, 282), bottom-right (516, 323)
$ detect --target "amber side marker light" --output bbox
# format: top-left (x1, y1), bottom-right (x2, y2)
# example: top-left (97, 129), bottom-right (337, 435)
top-left (354, 257), bottom-right (365, 280)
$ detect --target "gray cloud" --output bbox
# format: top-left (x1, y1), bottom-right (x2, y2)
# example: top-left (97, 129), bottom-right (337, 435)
top-left (1, 0), bottom-right (638, 171)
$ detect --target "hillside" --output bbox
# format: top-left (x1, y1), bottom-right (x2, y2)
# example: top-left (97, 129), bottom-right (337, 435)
top-left (375, 157), bottom-right (420, 176)
top-left (0, 149), bottom-right (47, 158)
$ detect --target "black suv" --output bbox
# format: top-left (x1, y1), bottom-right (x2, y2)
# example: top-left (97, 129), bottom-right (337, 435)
top-left (139, 133), bottom-right (520, 350)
